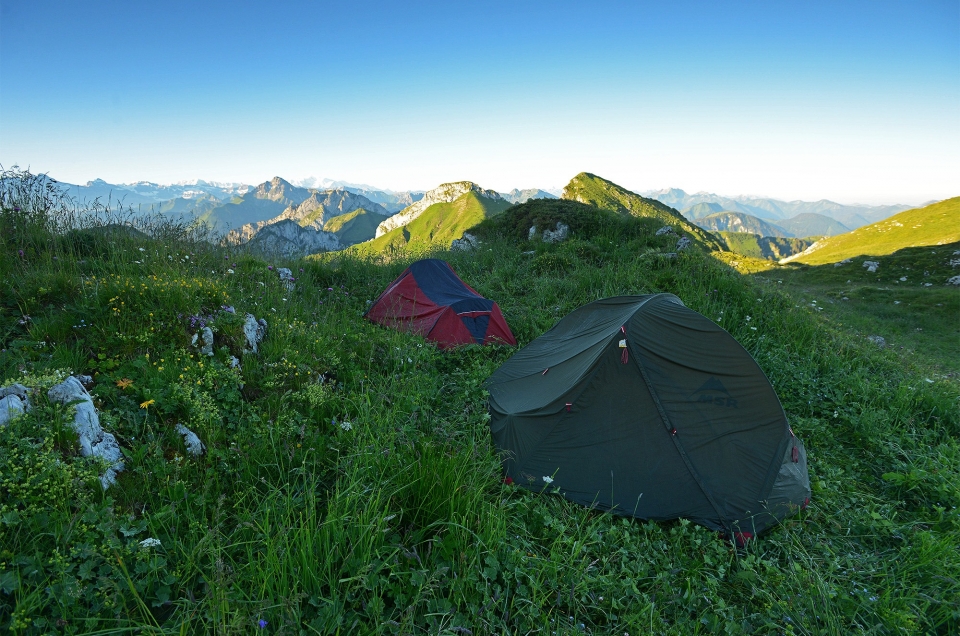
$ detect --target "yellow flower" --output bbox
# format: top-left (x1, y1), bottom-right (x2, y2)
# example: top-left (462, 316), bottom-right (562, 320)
top-left (139, 399), bottom-right (155, 409)
top-left (116, 378), bottom-right (133, 389)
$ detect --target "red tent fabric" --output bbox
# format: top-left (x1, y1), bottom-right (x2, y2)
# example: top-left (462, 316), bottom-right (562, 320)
top-left (365, 259), bottom-right (516, 349)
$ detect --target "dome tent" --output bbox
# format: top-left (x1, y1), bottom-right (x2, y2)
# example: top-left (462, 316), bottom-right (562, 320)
top-left (487, 294), bottom-right (809, 537)
top-left (366, 259), bottom-right (516, 349)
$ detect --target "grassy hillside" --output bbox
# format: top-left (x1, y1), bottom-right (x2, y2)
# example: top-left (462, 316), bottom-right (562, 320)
top-left (763, 242), bottom-right (960, 374)
top-left (716, 231), bottom-right (816, 261)
top-left (352, 191), bottom-right (511, 256)
top-left (1, 169), bottom-right (958, 633)
top-left (562, 172), bottom-right (725, 251)
top-left (786, 196), bottom-right (960, 265)
top-left (322, 208), bottom-right (384, 246)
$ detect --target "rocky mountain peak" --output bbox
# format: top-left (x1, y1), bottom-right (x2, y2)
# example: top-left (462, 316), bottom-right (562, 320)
top-left (375, 181), bottom-right (501, 238)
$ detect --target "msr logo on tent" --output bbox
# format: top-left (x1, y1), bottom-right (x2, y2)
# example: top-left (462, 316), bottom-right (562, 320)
top-left (692, 377), bottom-right (738, 408)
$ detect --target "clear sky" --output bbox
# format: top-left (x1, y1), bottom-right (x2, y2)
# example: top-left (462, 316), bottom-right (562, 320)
top-left (1, 0), bottom-right (957, 204)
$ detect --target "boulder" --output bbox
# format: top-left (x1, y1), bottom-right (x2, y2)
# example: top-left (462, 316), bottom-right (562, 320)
top-left (451, 232), bottom-right (480, 251)
top-left (0, 395), bottom-right (26, 426)
top-left (0, 383), bottom-right (31, 411)
top-left (656, 226), bottom-right (677, 236)
top-left (948, 275), bottom-right (960, 286)
top-left (528, 226), bottom-right (537, 240)
top-left (542, 222), bottom-right (569, 243)
top-left (175, 423), bottom-right (206, 457)
top-left (243, 313), bottom-right (268, 353)
top-left (278, 267), bottom-right (295, 292)
top-left (676, 236), bottom-right (692, 251)
top-left (192, 327), bottom-right (214, 356)
top-left (48, 376), bottom-right (123, 488)
top-left (866, 335), bottom-right (886, 348)
top-left (863, 260), bottom-right (879, 273)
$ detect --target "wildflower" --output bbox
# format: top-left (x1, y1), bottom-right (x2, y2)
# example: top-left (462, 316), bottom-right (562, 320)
top-left (227, 269), bottom-right (235, 274)
top-left (139, 399), bottom-right (155, 409)
top-left (745, 316), bottom-right (751, 322)
top-left (258, 619), bottom-right (268, 629)
top-left (339, 420), bottom-right (353, 431)
top-left (268, 265), bottom-right (273, 270)
top-left (116, 378), bottom-right (133, 389)
top-left (542, 476), bottom-right (554, 484)
top-left (139, 247), bottom-right (145, 252)
top-left (139, 537), bottom-right (161, 548)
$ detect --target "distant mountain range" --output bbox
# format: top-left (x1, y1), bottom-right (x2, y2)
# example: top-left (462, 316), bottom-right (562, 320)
top-left (643, 187), bottom-right (921, 230)
top-left (62, 178), bottom-right (251, 207)
top-left (45, 174), bottom-right (940, 258)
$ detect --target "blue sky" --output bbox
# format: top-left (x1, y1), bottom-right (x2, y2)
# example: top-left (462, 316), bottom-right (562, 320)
top-left (1, 0), bottom-right (957, 204)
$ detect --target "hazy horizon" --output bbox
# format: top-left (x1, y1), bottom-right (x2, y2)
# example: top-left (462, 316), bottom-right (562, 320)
top-left (2, 1), bottom-right (957, 207)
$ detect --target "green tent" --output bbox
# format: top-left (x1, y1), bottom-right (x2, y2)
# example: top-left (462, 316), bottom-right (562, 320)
top-left (487, 294), bottom-right (810, 538)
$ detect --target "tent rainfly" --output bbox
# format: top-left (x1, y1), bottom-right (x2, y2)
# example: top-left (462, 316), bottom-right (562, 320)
top-left (365, 259), bottom-right (516, 349)
top-left (487, 294), bottom-right (810, 538)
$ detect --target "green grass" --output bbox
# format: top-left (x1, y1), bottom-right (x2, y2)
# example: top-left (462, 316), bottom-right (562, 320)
top-left (1, 167), bottom-right (959, 634)
top-left (785, 196), bottom-right (960, 265)
top-left (758, 242), bottom-right (960, 376)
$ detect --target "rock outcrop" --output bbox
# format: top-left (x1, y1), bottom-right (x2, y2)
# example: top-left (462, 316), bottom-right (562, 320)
top-left (243, 314), bottom-right (268, 354)
top-left (450, 232), bottom-right (480, 251)
top-left (542, 222), bottom-right (570, 243)
top-left (376, 182), bottom-right (503, 238)
top-left (48, 376), bottom-right (123, 488)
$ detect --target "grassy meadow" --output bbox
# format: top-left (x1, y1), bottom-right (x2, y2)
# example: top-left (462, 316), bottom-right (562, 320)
top-left (1, 170), bottom-right (958, 634)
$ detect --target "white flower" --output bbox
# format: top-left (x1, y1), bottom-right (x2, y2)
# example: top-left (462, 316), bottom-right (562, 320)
top-left (745, 316), bottom-right (751, 321)
top-left (227, 269), bottom-right (234, 274)
top-left (542, 476), bottom-right (554, 484)
top-left (139, 537), bottom-right (161, 548)
top-left (139, 247), bottom-right (145, 252)
top-left (339, 421), bottom-right (353, 431)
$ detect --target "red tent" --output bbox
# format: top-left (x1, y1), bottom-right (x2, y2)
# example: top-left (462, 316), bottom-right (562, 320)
top-left (365, 259), bottom-right (516, 349)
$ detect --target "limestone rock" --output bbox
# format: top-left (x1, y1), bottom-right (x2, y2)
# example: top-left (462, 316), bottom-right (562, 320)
top-left (192, 327), bottom-right (214, 356)
top-left (0, 383), bottom-right (31, 411)
top-left (863, 260), bottom-right (879, 273)
top-left (676, 236), bottom-right (692, 251)
top-left (834, 258), bottom-right (852, 267)
top-left (175, 423), bottom-right (206, 457)
top-left (867, 335), bottom-right (886, 348)
top-left (278, 267), bottom-right (295, 292)
top-left (948, 275), bottom-right (960, 286)
top-left (542, 222), bottom-right (569, 243)
top-left (376, 182), bottom-right (503, 237)
top-left (656, 226), bottom-right (677, 236)
top-left (243, 313), bottom-right (268, 353)
top-left (0, 395), bottom-right (26, 426)
top-left (528, 226), bottom-right (537, 240)
top-left (450, 232), bottom-right (480, 251)
top-left (48, 376), bottom-right (123, 488)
